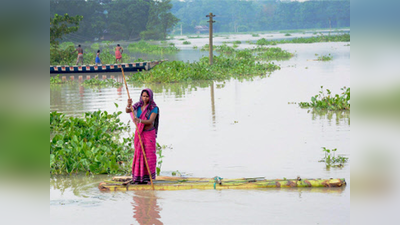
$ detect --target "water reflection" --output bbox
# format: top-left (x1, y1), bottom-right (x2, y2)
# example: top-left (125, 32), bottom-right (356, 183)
top-left (132, 191), bottom-right (163, 225)
top-left (50, 174), bottom-right (110, 196)
top-left (210, 81), bottom-right (216, 126)
top-left (309, 109), bottom-right (350, 126)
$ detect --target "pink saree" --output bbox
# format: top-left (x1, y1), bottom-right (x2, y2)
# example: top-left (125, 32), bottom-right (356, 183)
top-left (130, 106), bottom-right (157, 183)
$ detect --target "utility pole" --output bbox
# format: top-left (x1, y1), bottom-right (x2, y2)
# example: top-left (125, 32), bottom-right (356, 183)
top-left (206, 13), bottom-right (216, 65)
top-left (329, 18), bottom-right (332, 37)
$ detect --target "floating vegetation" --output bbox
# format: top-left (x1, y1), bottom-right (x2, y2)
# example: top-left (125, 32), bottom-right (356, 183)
top-left (50, 74), bottom-right (64, 84)
top-left (90, 43), bottom-right (100, 50)
top-left (82, 75), bottom-right (122, 87)
top-left (280, 30), bottom-right (302, 34)
top-left (233, 40), bottom-right (241, 44)
top-left (182, 41), bottom-right (191, 45)
top-left (50, 110), bottom-right (165, 175)
top-left (252, 34), bottom-right (260, 37)
top-left (256, 34), bottom-right (350, 46)
top-left (193, 46), bottom-right (198, 49)
top-left (214, 44), bottom-right (235, 54)
top-left (254, 47), bottom-right (294, 61)
top-left (187, 35), bottom-right (202, 39)
top-left (299, 86), bottom-right (350, 110)
top-left (128, 40), bottom-right (180, 54)
top-left (178, 38), bottom-right (185, 40)
top-left (200, 44), bottom-right (209, 51)
top-left (319, 147), bottom-right (348, 168)
top-left (317, 54), bottom-right (333, 61)
top-left (284, 33), bottom-right (291, 36)
top-left (50, 110), bottom-right (133, 174)
top-left (127, 49), bottom-right (281, 83)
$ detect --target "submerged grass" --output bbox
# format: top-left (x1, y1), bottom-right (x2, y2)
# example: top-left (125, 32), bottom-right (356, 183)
top-left (299, 86), bottom-right (350, 110)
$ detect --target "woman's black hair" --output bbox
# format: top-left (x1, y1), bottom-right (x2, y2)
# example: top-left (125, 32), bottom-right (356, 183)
top-left (97, 50), bottom-right (100, 53)
top-left (117, 44), bottom-right (120, 46)
top-left (141, 90), bottom-right (149, 96)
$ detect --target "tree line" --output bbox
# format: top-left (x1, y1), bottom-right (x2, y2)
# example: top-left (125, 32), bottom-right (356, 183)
top-left (50, 0), bottom-right (349, 42)
top-left (50, 0), bottom-right (179, 42)
top-left (171, 0), bottom-right (349, 34)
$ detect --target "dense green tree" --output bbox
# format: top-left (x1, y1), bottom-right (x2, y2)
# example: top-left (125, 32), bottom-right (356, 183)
top-left (50, 13), bottom-right (83, 46)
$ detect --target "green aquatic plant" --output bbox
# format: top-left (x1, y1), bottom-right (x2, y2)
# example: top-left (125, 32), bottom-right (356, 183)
top-left (299, 86), bottom-right (350, 110)
top-left (128, 40), bottom-right (180, 54)
top-left (284, 33), bottom-right (291, 36)
top-left (215, 44), bottom-right (236, 54)
top-left (127, 49), bottom-right (281, 83)
top-left (233, 40), bottom-right (241, 44)
top-left (252, 34), bottom-right (260, 37)
top-left (319, 147), bottom-right (348, 168)
top-left (50, 75), bottom-right (64, 84)
top-left (156, 144), bottom-right (170, 176)
top-left (188, 35), bottom-right (202, 39)
top-left (91, 43), bottom-right (100, 50)
top-left (82, 75), bottom-right (122, 87)
top-left (256, 34), bottom-right (350, 46)
top-left (280, 30), bottom-right (302, 34)
top-left (255, 47), bottom-right (294, 60)
top-left (317, 54), bottom-right (333, 61)
top-left (50, 110), bottom-right (133, 174)
top-left (50, 110), bottom-right (165, 175)
top-left (182, 41), bottom-right (191, 45)
top-left (200, 44), bottom-right (209, 51)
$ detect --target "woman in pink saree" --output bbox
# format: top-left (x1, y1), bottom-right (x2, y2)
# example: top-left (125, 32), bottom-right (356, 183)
top-left (126, 89), bottom-right (159, 184)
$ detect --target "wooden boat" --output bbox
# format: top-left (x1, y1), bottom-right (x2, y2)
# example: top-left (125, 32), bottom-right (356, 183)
top-left (98, 176), bottom-right (346, 191)
top-left (50, 60), bottom-right (167, 73)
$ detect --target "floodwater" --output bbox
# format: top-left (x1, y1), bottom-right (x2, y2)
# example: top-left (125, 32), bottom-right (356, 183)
top-left (50, 33), bottom-right (350, 224)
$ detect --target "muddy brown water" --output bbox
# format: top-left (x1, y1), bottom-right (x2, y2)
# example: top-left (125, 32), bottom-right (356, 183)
top-left (50, 33), bottom-right (350, 224)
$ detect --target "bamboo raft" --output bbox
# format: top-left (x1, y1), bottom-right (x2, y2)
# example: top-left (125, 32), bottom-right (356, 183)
top-left (98, 176), bottom-right (346, 191)
top-left (50, 60), bottom-right (167, 73)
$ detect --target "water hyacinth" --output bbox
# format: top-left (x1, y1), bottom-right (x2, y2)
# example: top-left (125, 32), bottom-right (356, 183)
top-left (50, 110), bottom-right (133, 174)
top-left (82, 75), bottom-right (122, 88)
top-left (127, 50), bottom-right (282, 83)
top-left (299, 86), bottom-right (350, 110)
top-left (128, 40), bottom-right (179, 54)
top-left (256, 34), bottom-right (350, 46)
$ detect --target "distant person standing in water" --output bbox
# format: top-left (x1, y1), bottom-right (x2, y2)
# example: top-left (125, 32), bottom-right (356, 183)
top-left (73, 44), bottom-right (84, 65)
top-left (95, 50), bottom-right (101, 65)
top-left (115, 44), bottom-right (123, 63)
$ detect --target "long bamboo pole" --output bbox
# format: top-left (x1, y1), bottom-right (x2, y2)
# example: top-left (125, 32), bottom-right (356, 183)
top-left (121, 67), bottom-right (155, 190)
